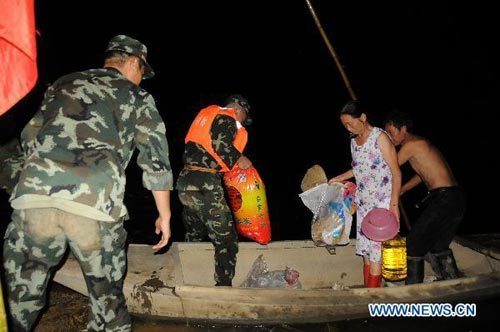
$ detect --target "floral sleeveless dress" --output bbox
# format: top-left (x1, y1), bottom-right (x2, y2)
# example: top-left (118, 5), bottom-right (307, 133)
top-left (351, 127), bottom-right (393, 263)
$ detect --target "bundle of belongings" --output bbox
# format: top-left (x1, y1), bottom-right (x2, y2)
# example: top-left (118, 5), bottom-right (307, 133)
top-left (299, 165), bottom-right (356, 253)
top-left (240, 254), bottom-right (301, 289)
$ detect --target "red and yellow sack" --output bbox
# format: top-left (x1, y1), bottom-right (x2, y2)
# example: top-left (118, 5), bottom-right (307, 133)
top-left (224, 165), bottom-right (271, 244)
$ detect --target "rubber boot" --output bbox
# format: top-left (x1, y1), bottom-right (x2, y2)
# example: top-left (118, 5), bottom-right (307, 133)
top-left (425, 252), bottom-right (443, 280)
top-left (363, 264), bottom-right (370, 287)
top-left (406, 256), bottom-right (424, 284)
top-left (366, 274), bottom-right (382, 288)
top-left (434, 249), bottom-right (460, 280)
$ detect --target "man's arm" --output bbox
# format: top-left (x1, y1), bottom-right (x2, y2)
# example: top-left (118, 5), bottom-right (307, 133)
top-left (21, 85), bottom-right (54, 154)
top-left (0, 138), bottom-right (24, 194)
top-left (379, 133), bottom-right (402, 220)
top-left (151, 190), bottom-right (171, 251)
top-left (134, 94), bottom-right (174, 249)
top-left (401, 174), bottom-right (422, 195)
top-left (397, 140), bottom-right (423, 195)
top-left (211, 114), bottom-right (248, 169)
top-left (21, 108), bottom-right (45, 155)
top-left (397, 141), bottom-right (414, 165)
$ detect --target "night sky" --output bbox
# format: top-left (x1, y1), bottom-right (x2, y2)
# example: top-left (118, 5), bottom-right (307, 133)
top-left (1, 1), bottom-right (499, 244)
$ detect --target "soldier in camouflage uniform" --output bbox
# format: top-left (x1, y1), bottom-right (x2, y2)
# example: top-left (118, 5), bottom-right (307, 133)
top-left (176, 95), bottom-right (253, 286)
top-left (2, 35), bottom-right (173, 331)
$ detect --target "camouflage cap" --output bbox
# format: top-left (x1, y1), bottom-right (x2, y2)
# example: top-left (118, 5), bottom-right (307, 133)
top-left (106, 35), bottom-right (155, 79)
top-left (225, 94), bottom-right (252, 125)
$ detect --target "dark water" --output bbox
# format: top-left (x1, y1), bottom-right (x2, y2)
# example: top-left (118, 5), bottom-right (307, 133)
top-left (133, 318), bottom-right (498, 332)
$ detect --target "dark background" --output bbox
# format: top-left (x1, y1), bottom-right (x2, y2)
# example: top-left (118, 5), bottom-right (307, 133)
top-left (1, 1), bottom-right (498, 244)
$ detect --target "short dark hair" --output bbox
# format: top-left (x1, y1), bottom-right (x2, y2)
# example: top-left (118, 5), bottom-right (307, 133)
top-left (384, 110), bottom-right (414, 131)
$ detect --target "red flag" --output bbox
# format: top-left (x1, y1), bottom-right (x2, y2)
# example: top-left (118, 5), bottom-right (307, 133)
top-left (0, 0), bottom-right (38, 116)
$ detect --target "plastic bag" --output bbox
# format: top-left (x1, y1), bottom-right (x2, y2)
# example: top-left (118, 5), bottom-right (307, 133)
top-left (341, 181), bottom-right (357, 215)
top-left (240, 254), bottom-right (302, 289)
top-left (223, 165), bottom-right (271, 244)
top-left (299, 182), bottom-right (356, 246)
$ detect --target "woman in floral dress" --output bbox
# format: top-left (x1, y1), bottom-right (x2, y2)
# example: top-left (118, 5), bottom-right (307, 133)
top-left (329, 101), bottom-right (401, 287)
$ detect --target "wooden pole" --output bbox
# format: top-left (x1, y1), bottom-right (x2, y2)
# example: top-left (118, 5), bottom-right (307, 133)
top-left (304, 0), bottom-right (357, 101)
top-left (304, 0), bottom-right (413, 230)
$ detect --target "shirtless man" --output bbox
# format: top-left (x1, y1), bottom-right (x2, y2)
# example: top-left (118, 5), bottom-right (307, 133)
top-left (384, 111), bottom-right (466, 284)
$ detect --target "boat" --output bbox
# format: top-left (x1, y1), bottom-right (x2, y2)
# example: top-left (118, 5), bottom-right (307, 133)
top-left (53, 238), bottom-right (500, 324)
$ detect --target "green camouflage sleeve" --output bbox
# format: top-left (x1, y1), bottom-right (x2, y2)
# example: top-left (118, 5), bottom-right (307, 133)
top-left (20, 85), bottom-right (54, 155)
top-left (20, 110), bottom-right (43, 156)
top-left (211, 114), bottom-right (242, 169)
top-left (0, 138), bottom-right (24, 194)
top-left (4, 86), bottom-right (50, 193)
top-left (135, 94), bottom-right (173, 191)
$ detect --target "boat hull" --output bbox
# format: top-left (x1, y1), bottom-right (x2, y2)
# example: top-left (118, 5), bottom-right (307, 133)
top-left (53, 239), bottom-right (500, 323)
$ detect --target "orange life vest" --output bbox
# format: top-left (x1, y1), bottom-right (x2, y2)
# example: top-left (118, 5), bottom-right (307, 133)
top-left (185, 105), bottom-right (248, 172)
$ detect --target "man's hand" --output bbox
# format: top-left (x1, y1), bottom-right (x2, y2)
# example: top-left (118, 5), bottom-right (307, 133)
top-left (151, 190), bottom-right (172, 251)
top-left (152, 215), bottom-right (171, 251)
top-left (237, 155), bottom-right (252, 169)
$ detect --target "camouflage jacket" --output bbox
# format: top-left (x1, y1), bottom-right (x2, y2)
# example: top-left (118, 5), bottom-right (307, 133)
top-left (182, 113), bottom-right (241, 170)
top-left (176, 113), bottom-right (241, 191)
top-left (11, 68), bottom-right (173, 221)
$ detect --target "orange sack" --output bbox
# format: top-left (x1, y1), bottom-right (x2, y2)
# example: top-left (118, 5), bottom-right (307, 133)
top-left (223, 165), bottom-right (271, 244)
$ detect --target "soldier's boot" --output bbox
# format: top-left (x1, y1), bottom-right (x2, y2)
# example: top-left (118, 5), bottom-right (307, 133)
top-left (215, 272), bottom-right (232, 287)
top-left (406, 256), bottom-right (424, 284)
top-left (425, 252), bottom-right (443, 280)
top-left (214, 259), bottom-right (233, 287)
top-left (433, 249), bottom-right (460, 280)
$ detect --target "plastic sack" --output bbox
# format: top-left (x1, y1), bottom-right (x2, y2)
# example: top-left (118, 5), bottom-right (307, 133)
top-left (223, 165), bottom-right (271, 244)
top-left (240, 254), bottom-right (301, 289)
top-left (299, 182), bottom-right (356, 246)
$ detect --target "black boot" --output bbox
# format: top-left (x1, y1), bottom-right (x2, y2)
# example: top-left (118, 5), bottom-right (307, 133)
top-left (406, 256), bottom-right (424, 284)
top-left (434, 249), bottom-right (460, 280)
top-left (425, 252), bottom-right (443, 280)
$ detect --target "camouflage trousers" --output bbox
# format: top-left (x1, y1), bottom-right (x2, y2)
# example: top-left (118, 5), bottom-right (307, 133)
top-left (2, 208), bottom-right (131, 332)
top-left (178, 186), bottom-right (238, 286)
